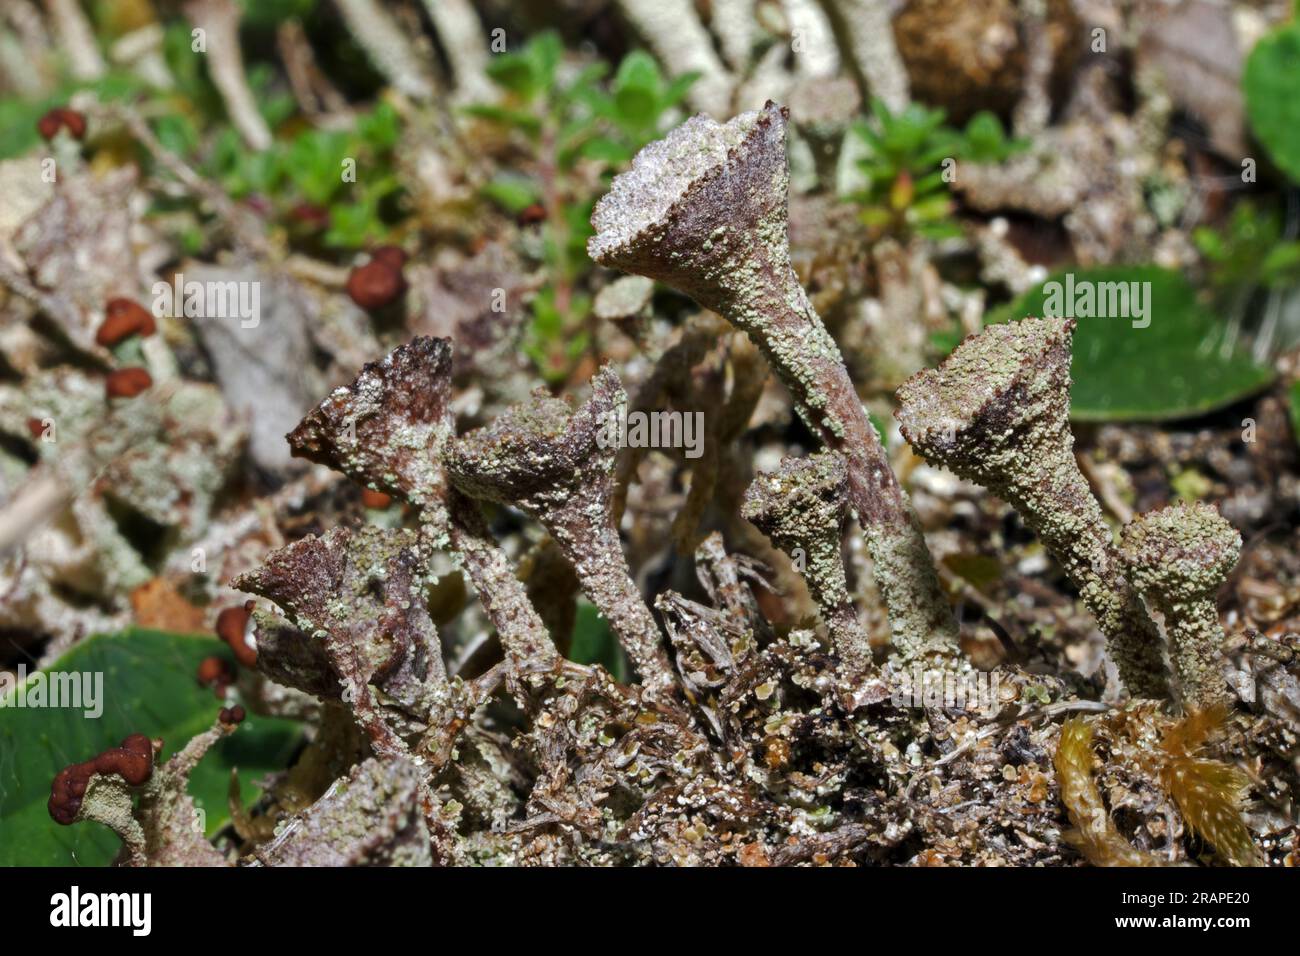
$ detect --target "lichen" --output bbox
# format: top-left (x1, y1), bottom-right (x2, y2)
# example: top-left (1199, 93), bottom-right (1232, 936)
top-left (1120, 503), bottom-right (1241, 711)
top-left (447, 367), bottom-right (675, 695)
top-left (588, 99), bottom-right (959, 661)
top-left (896, 317), bottom-right (1170, 699)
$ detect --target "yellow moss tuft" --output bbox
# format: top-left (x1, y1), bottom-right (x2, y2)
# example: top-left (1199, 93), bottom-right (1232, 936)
top-left (1054, 718), bottom-right (1164, 867)
top-left (1159, 707), bottom-right (1262, 867)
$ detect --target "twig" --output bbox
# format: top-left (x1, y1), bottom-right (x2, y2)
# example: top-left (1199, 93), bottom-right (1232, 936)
top-left (276, 19), bottom-right (351, 124)
top-left (332, 0), bottom-right (437, 101)
top-left (43, 0), bottom-right (105, 81)
top-left (419, 0), bottom-right (493, 102)
top-left (1012, 0), bottom-right (1053, 137)
top-left (108, 103), bottom-right (271, 256)
top-left (183, 0), bottom-right (272, 151)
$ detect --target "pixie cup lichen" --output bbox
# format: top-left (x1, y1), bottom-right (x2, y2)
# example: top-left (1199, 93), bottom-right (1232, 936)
top-left (286, 336), bottom-right (557, 671)
top-left (588, 100), bottom-right (958, 661)
top-left (1119, 503), bottom-right (1241, 711)
top-left (446, 367), bottom-right (676, 695)
top-left (895, 316), bottom-right (1169, 700)
top-left (742, 451), bottom-right (873, 684)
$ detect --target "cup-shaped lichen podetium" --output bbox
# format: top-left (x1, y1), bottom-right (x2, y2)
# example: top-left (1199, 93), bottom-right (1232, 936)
top-left (1120, 503), bottom-right (1241, 711)
top-left (895, 317), bottom-right (1170, 700)
top-left (742, 452), bottom-right (873, 683)
top-left (588, 100), bottom-right (958, 661)
top-left (446, 366), bottom-right (676, 695)
top-left (286, 336), bottom-right (556, 671)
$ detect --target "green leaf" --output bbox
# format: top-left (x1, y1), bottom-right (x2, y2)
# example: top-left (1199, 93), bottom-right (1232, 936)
top-left (1261, 241), bottom-right (1300, 284)
top-left (485, 53), bottom-right (539, 97)
top-left (1244, 16), bottom-right (1300, 183)
top-left (986, 266), bottom-right (1274, 420)
top-left (569, 601), bottom-right (629, 683)
top-left (353, 102), bottom-right (400, 151)
top-left (0, 628), bottom-right (302, 866)
top-left (481, 174), bottom-right (540, 214)
top-left (578, 136), bottom-right (633, 166)
top-left (237, 0), bottom-right (317, 26)
top-left (460, 103), bottom-right (542, 135)
top-left (661, 73), bottom-right (699, 110)
top-left (524, 32), bottom-right (564, 90)
top-left (613, 50), bottom-right (663, 94)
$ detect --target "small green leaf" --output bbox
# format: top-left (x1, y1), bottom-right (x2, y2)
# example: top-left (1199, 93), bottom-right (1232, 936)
top-left (613, 50), bottom-right (663, 95)
top-left (1244, 16), bottom-right (1300, 183)
top-left (986, 266), bottom-right (1274, 420)
top-left (569, 602), bottom-right (629, 683)
top-left (460, 103), bottom-right (542, 135)
top-left (0, 628), bottom-right (302, 866)
top-left (481, 174), bottom-right (540, 214)
top-left (485, 53), bottom-right (539, 98)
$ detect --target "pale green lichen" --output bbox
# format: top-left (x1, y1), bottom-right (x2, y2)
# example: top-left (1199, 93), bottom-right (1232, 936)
top-left (896, 317), bottom-right (1170, 700)
top-left (588, 100), bottom-right (959, 662)
top-left (447, 367), bottom-right (676, 695)
top-left (1119, 503), bottom-right (1240, 711)
top-left (741, 451), bottom-right (873, 683)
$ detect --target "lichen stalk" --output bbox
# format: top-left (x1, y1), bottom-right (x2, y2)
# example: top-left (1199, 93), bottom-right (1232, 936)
top-left (588, 102), bottom-right (958, 660)
top-left (447, 367), bottom-right (677, 695)
top-left (742, 452), bottom-right (873, 682)
top-left (1119, 503), bottom-right (1241, 711)
top-left (896, 317), bottom-right (1170, 699)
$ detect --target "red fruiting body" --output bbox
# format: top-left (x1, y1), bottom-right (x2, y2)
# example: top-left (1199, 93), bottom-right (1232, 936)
top-left (97, 298), bottom-right (158, 347)
top-left (215, 601), bottom-right (257, 668)
top-left (26, 418), bottom-right (45, 440)
top-left (516, 203), bottom-right (546, 226)
top-left (58, 108), bottom-right (86, 140)
top-left (346, 257), bottom-right (407, 312)
top-left (369, 245), bottom-right (407, 271)
top-left (196, 655), bottom-right (235, 698)
top-left (37, 110), bottom-right (62, 141)
top-left (242, 194), bottom-right (273, 218)
top-left (105, 367), bottom-right (153, 399)
top-left (360, 488), bottom-right (393, 509)
top-left (219, 705), bottom-right (246, 726)
top-left (48, 734), bottom-right (155, 825)
top-left (289, 202), bottom-right (331, 229)
top-left (36, 108), bottom-right (86, 141)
